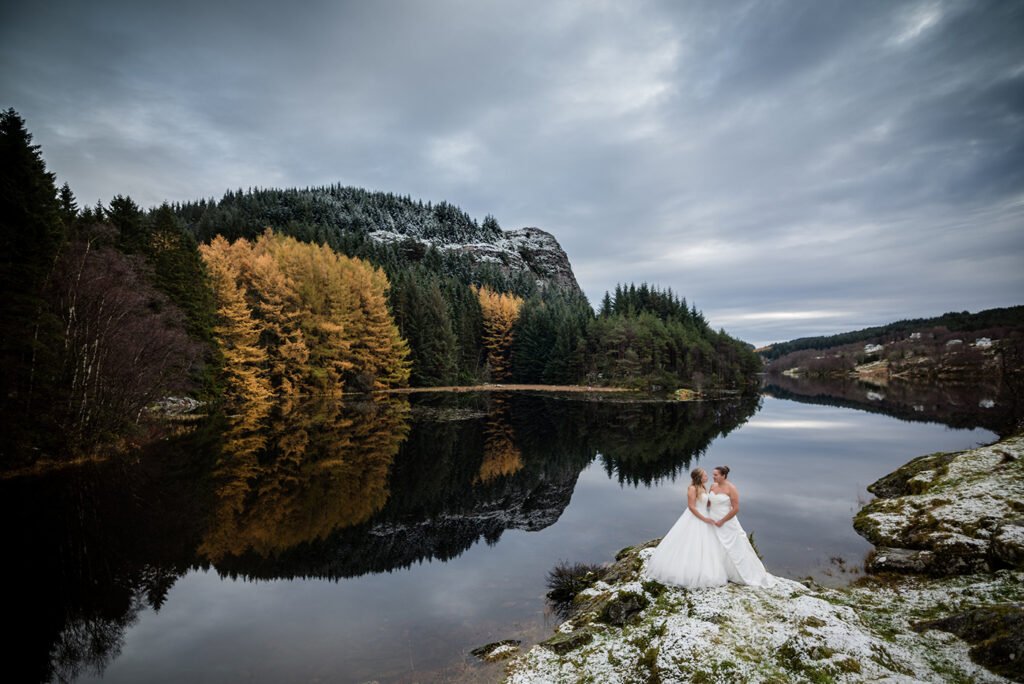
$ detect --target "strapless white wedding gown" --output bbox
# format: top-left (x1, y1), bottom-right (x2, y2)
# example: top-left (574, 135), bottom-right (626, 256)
top-left (644, 491), bottom-right (773, 588)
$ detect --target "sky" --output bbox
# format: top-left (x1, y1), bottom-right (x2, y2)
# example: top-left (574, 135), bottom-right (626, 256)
top-left (2, 0), bottom-right (1022, 347)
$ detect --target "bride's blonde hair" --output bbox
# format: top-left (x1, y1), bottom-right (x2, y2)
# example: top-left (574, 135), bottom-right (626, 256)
top-left (689, 467), bottom-right (707, 494)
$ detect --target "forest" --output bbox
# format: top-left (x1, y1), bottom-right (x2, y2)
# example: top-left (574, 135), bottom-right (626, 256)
top-left (761, 306), bottom-right (1024, 361)
top-left (0, 108), bottom-right (760, 468)
top-left (763, 307), bottom-right (1024, 389)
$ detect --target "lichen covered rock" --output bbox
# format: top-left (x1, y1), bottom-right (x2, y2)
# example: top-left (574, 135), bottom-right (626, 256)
top-left (854, 435), bottom-right (1024, 575)
top-left (992, 520), bottom-right (1024, 568)
top-left (913, 603), bottom-right (1024, 682)
top-left (506, 544), bottom-right (1023, 683)
top-left (471, 639), bottom-right (522, 662)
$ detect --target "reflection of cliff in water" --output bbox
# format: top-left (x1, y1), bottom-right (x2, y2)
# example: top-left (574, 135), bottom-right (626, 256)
top-left (765, 373), bottom-right (1021, 436)
top-left (217, 392), bottom-right (760, 581)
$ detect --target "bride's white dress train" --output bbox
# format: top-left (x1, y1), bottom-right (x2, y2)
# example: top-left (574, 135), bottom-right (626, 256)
top-left (644, 491), bottom-right (772, 588)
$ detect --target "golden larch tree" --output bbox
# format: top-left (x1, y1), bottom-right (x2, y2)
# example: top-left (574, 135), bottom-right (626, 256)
top-left (474, 285), bottom-right (523, 381)
top-left (200, 236), bottom-right (273, 408)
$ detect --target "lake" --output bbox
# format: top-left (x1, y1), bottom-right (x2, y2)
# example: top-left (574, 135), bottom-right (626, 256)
top-left (7, 381), bottom-right (1007, 683)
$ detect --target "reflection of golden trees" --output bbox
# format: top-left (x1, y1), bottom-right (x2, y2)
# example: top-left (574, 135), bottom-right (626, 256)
top-left (474, 397), bottom-right (523, 485)
top-left (199, 397), bottom-right (410, 563)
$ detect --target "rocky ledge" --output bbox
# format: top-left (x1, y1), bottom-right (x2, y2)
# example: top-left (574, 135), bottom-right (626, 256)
top-left (505, 434), bottom-right (1024, 683)
top-left (854, 434), bottom-right (1024, 575)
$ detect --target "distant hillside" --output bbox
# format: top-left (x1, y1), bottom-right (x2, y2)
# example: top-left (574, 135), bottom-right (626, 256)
top-left (761, 306), bottom-right (1024, 361)
top-left (172, 185), bottom-right (580, 296)
top-left (762, 305), bottom-right (1024, 390)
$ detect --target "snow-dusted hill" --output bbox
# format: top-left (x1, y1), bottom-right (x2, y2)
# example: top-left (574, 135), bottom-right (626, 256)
top-left (183, 185), bottom-right (582, 294)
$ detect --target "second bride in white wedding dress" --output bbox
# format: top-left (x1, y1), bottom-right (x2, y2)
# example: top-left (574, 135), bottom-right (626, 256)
top-left (644, 465), bottom-right (772, 588)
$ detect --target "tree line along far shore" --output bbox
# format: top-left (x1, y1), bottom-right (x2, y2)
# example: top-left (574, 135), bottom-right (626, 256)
top-left (0, 107), bottom-right (761, 467)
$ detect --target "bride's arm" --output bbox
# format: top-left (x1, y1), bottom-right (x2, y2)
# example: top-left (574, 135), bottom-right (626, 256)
top-left (687, 485), bottom-right (713, 523)
top-left (715, 487), bottom-right (740, 527)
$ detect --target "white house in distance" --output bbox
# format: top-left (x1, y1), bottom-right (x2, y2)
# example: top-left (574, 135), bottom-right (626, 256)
top-left (974, 337), bottom-right (993, 349)
top-left (864, 343), bottom-right (884, 354)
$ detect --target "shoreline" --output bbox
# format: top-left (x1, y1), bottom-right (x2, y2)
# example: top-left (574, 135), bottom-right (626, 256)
top-left (375, 383), bottom-right (633, 395)
top-left (504, 433), bottom-right (1024, 682)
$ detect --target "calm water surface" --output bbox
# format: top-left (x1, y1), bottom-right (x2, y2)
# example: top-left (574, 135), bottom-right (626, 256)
top-left (9, 386), bottom-right (1004, 683)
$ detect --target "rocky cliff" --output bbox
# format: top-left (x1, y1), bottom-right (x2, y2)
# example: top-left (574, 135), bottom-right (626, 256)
top-left (368, 224), bottom-right (581, 293)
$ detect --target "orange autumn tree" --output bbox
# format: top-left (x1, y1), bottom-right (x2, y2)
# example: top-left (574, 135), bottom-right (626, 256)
top-left (200, 230), bottom-right (409, 397)
top-left (201, 236), bottom-right (273, 408)
top-left (474, 285), bottom-right (523, 381)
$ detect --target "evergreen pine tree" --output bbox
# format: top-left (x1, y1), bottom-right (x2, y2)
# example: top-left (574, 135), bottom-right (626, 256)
top-left (58, 182), bottom-right (78, 227)
top-left (0, 108), bottom-right (65, 453)
top-left (108, 194), bottom-right (147, 253)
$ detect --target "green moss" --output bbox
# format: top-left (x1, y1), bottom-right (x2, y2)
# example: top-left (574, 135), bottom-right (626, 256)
top-left (867, 450), bottom-right (958, 498)
top-left (869, 643), bottom-right (914, 676)
top-left (682, 589), bottom-right (696, 618)
top-left (540, 627), bottom-right (597, 655)
top-left (807, 645), bottom-right (835, 660)
top-left (599, 590), bottom-right (649, 627)
top-left (852, 508), bottom-right (882, 540)
top-left (836, 657), bottom-right (861, 674)
top-left (636, 645), bottom-right (661, 684)
top-left (691, 659), bottom-right (742, 684)
top-left (627, 621), bottom-right (665, 653)
top-left (801, 616), bottom-right (827, 628)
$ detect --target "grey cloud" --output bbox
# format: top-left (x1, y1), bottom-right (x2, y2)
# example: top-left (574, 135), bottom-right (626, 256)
top-left (1, 0), bottom-right (1021, 347)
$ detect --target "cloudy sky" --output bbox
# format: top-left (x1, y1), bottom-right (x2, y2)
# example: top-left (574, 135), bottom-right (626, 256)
top-left (2, 0), bottom-right (1022, 346)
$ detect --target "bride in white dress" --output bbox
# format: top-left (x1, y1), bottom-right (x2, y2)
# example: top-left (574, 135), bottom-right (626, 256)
top-left (645, 465), bottom-right (772, 588)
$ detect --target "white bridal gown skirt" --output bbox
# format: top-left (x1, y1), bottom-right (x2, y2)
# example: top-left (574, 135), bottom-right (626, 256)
top-left (644, 502), bottom-right (731, 588)
top-left (644, 493), bottom-right (774, 589)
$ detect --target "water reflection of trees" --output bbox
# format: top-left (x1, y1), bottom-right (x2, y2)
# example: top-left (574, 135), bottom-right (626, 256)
top-left (765, 374), bottom-right (1021, 437)
top-left (217, 393), bottom-right (758, 581)
top-left (9, 392), bottom-right (757, 678)
top-left (475, 397), bottom-right (524, 484)
top-left (4, 424), bottom-right (218, 683)
top-left (200, 397), bottom-right (410, 563)
top-left (578, 396), bottom-right (760, 486)
top-left (8, 397), bottom-right (411, 682)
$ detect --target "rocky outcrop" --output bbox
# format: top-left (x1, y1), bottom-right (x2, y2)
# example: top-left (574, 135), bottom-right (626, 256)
top-left (146, 396), bottom-right (204, 417)
top-left (503, 228), bottom-right (581, 293)
top-left (913, 604), bottom-right (1024, 682)
top-left (369, 225), bottom-right (582, 294)
top-left (505, 543), bottom-right (1022, 683)
top-left (506, 435), bottom-right (1024, 683)
top-left (854, 435), bottom-right (1024, 575)
top-left (471, 640), bottom-right (522, 663)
